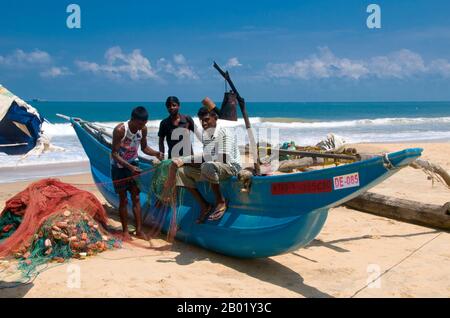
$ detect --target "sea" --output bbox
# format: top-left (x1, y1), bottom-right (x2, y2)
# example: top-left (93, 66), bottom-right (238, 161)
top-left (1, 101), bottom-right (450, 182)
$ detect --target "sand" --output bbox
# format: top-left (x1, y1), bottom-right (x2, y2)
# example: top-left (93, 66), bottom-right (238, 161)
top-left (0, 142), bottom-right (449, 298)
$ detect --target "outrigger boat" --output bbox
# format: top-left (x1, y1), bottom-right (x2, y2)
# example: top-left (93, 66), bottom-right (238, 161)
top-left (66, 116), bottom-right (422, 258)
top-left (62, 62), bottom-right (423, 258)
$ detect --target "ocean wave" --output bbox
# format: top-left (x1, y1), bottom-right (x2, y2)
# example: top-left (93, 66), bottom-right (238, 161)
top-left (41, 116), bottom-right (450, 138)
top-left (41, 118), bottom-right (265, 138)
top-left (258, 116), bottom-right (450, 128)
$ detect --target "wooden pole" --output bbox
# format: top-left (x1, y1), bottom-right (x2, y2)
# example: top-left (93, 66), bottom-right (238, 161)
top-left (345, 192), bottom-right (450, 231)
top-left (0, 143), bottom-right (28, 147)
top-left (258, 147), bottom-right (360, 161)
top-left (410, 159), bottom-right (450, 188)
top-left (213, 62), bottom-right (261, 175)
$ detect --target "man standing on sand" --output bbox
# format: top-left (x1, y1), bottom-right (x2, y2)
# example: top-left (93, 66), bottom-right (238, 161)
top-left (111, 106), bottom-right (164, 240)
top-left (158, 96), bottom-right (197, 159)
top-left (164, 98), bottom-right (241, 223)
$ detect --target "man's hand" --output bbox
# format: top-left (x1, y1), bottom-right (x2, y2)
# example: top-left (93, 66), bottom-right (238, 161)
top-left (129, 165), bottom-right (142, 176)
top-left (172, 158), bottom-right (184, 167)
top-left (157, 151), bottom-right (164, 161)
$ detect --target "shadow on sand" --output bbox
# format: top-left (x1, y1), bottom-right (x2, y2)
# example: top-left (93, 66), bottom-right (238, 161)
top-left (155, 241), bottom-right (333, 298)
top-left (0, 281), bottom-right (33, 298)
top-left (103, 201), bottom-right (332, 297)
top-left (104, 202), bottom-right (439, 298)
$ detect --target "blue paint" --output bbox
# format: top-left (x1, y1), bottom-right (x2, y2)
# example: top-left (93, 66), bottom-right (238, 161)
top-left (0, 101), bottom-right (43, 155)
top-left (72, 119), bottom-right (422, 258)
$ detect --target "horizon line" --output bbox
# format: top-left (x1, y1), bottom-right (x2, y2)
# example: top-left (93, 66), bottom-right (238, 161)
top-left (26, 99), bottom-right (450, 104)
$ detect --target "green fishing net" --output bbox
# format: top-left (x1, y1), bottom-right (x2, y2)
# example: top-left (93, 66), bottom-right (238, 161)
top-left (0, 211), bottom-right (22, 243)
top-left (150, 160), bottom-right (176, 202)
top-left (146, 159), bottom-right (184, 241)
top-left (0, 208), bottom-right (122, 285)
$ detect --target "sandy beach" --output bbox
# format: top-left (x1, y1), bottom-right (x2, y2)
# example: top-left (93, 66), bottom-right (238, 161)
top-left (0, 142), bottom-right (449, 298)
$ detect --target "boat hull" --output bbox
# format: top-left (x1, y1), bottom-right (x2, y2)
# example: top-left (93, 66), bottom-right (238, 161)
top-left (72, 119), bottom-right (422, 258)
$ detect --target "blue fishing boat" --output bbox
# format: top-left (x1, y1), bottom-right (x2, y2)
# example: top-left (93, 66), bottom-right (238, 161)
top-left (69, 117), bottom-right (422, 258)
top-left (0, 85), bottom-right (44, 155)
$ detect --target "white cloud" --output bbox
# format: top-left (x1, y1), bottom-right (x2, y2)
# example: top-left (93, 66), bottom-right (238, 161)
top-left (157, 54), bottom-right (198, 80)
top-left (76, 61), bottom-right (100, 72)
top-left (267, 47), bottom-right (368, 80)
top-left (429, 59), bottom-right (450, 77)
top-left (370, 49), bottom-right (426, 79)
top-left (226, 57), bottom-right (242, 68)
top-left (76, 48), bottom-right (198, 81)
top-left (0, 49), bottom-right (51, 67)
top-left (173, 54), bottom-right (187, 65)
top-left (266, 47), bottom-right (449, 80)
top-left (40, 66), bottom-right (71, 78)
top-left (76, 46), bottom-right (158, 80)
top-left (0, 49), bottom-right (71, 78)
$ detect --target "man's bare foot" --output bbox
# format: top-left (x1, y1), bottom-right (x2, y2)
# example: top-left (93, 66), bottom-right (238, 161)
top-left (122, 232), bottom-right (132, 241)
top-left (196, 204), bottom-right (213, 224)
top-left (209, 202), bottom-right (227, 221)
top-left (135, 231), bottom-right (148, 240)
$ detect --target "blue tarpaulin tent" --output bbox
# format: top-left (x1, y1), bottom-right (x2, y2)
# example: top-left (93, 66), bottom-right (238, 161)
top-left (0, 85), bottom-right (44, 155)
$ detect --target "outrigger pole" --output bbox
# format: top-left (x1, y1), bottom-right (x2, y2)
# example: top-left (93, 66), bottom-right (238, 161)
top-left (213, 62), bottom-right (261, 175)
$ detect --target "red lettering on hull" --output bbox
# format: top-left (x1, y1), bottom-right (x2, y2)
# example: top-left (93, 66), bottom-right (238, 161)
top-left (271, 179), bottom-right (333, 195)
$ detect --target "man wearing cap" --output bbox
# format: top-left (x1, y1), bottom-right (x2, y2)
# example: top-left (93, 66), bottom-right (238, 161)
top-left (163, 97), bottom-right (241, 223)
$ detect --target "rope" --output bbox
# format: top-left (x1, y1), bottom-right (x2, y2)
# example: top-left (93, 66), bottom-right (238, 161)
top-left (350, 231), bottom-right (443, 298)
top-left (70, 166), bottom-right (156, 188)
top-left (382, 153), bottom-right (395, 170)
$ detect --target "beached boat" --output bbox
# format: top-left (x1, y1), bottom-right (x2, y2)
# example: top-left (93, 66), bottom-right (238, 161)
top-left (68, 116), bottom-right (423, 258)
top-left (0, 85), bottom-right (44, 155)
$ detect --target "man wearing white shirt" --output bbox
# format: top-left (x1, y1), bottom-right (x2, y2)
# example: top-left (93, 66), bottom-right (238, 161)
top-left (164, 98), bottom-right (241, 223)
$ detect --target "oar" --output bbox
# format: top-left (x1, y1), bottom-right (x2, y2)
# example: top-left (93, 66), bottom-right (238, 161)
top-left (213, 62), bottom-right (261, 175)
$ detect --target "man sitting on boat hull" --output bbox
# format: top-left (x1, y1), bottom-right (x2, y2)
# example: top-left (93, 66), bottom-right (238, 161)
top-left (111, 106), bottom-right (163, 240)
top-left (165, 98), bottom-right (242, 223)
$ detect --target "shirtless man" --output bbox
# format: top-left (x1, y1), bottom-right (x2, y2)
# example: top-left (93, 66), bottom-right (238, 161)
top-left (111, 106), bottom-right (163, 240)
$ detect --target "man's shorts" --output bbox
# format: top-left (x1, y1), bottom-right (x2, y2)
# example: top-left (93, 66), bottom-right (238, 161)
top-left (111, 161), bottom-right (140, 194)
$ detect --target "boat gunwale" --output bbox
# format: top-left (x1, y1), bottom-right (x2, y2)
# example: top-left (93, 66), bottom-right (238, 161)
top-left (71, 119), bottom-right (422, 184)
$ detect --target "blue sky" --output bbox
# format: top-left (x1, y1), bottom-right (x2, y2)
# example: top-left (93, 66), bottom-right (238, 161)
top-left (1, 0), bottom-right (450, 101)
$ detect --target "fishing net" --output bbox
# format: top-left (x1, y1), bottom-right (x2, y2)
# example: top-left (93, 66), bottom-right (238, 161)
top-left (150, 160), bottom-right (176, 202)
top-left (0, 179), bottom-right (121, 278)
top-left (146, 159), bottom-right (181, 242)
top-left (0, 211), bottom-right (22, 242)
top-left (17, 209), bottom-right (121, 276)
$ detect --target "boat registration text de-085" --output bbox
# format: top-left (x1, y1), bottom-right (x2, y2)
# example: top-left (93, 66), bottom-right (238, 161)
top-left (271, 172), bottom-right (360, 195)
top-left (333, 172), bottom-right (360, 190)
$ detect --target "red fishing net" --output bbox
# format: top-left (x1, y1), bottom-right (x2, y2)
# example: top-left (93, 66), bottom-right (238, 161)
top-left (0, 178), bottom-right (108, 258)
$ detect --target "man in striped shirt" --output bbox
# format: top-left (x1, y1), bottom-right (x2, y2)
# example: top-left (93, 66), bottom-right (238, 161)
top-left (164, 100), bottom-right (241, 223)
